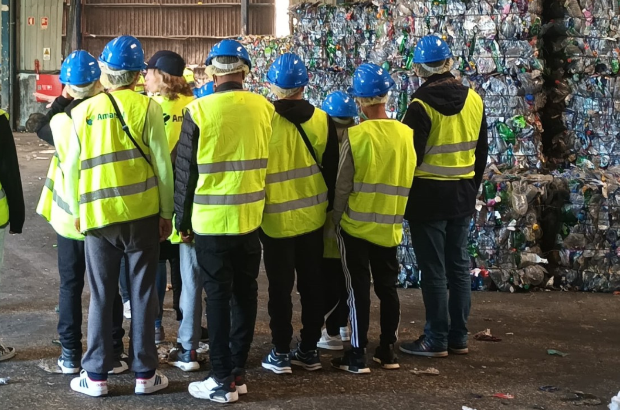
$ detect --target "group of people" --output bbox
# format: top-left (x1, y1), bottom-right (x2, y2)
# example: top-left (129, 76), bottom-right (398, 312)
top-left (0, 33), bottom-right (487, 404)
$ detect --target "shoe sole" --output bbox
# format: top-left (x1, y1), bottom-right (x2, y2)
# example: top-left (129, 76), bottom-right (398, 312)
top-left (70, 381), bottom-right (108, 397)
top-left (109, 362), bottom-right (129, 375)
top-left (169, 361), bottom-right (201, 372)
top-left (341, 338), bottom-right (351, 342)
top-left (0, 349), bottom-right (16, 362)
top-left (135, 380), bottom-right (169, 395)
top-left (262, 362), bottom-right (292, 374)
top-left (449, 347), bottom-right (469, 355)
top-left (188, 385), bottom-right (239, 403)
top-left (290, 359), bottom-right (323, 371)
top-left (331, 363), bottom-right (371, 374)
top-left (236, 384), bottom-right (248, 395)
top-left (372, 357), bottom-right (400, 370)
top-left (398, 346), bottom-right (448, 358)
top-left (317, 343), bottom-right (344, 351)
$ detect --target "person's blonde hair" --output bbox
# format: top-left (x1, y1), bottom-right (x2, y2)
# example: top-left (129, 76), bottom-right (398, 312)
top-left (150, 69), bottom-right (193, 100)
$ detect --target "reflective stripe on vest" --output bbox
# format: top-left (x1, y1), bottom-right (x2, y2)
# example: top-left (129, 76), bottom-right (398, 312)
top-left (261, 109), bottom-right (329, 238)
top-left (413, 89), bottom-right (484, 181)
top-left (152, 94), bottom-right (194, 153)
top-left (72, 90), bottom-right (160, 231)
top-left (340, 120), bottom-right (415, 248)
top-left (189, 90), bottom-right (274, 235)
top-left (0, 111), bottom-right (9, 227)
top-left (36, 113), bottom-right (85, 240)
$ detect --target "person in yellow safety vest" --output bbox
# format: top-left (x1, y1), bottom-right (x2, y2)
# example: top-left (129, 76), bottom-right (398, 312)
top-left (317, 91), bottom-right (358, 351)
top-left (35, 50), bottom-right (129, 375)
top-left (0, 109), bottom-right (25, 363)
top-left (259, 53), bottom-right (339, 374)
top-left (63, 35), bottom-right (174, 397)
top-left (143, 50), bottom-right (195, 346)
top-left (174, 39), bottom-right (274, 404)
top-left (399, 36), bottom-right (488, 358)
top-left (183, 67), bottom-right (196, 89)
top-left (331, 63), bottom-right (415, 374)
top-left (134, 73), bottom-right (146, 94)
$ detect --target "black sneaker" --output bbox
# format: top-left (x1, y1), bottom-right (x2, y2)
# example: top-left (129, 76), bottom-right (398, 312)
top-left (290, 345), bottom-right (322, 371)
top-left (372, 344), bottom-right (400, 370)
top-left (448, 341), bottom-right (469, 355)
top-left (261, 348), bottom-right (292, 374)
top-left (331, 348), bottom-right (370, 374)
top-left (200, 327), bottom-right (209, 342)
top-left (399, 336), bottom-right (448, 358)
top-left (168, 348), bottom-right (200, 372)
top-left (58, 346), bottom-right (81, 374)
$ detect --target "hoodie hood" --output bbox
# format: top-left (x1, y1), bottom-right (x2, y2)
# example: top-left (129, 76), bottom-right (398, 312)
top-left (412, 72), bottom-right (469, 116)
top-left (273, 99), bottom-right (315, 124)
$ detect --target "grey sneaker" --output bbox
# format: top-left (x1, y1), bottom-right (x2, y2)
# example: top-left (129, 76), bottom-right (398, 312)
top-left (0, 344), bottom-right (16, 362)
top-left (317, 328), bottom-right (343, 351)
top-left (155, 326), bottom-right (165, 344)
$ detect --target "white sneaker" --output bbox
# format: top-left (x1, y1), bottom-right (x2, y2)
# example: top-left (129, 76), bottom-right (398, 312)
top-left (123, 301), bottom-right (131, 320)
top-left (317, 328), bottom-right (344, 351)
top-left (188, 376), bottom-right (239, 403)
top-left (108, 358), bottom-right (129, 374)
top-left (135, 371), bottom-right (169, 395)
top-left (340, 327), bottom-right (351, 342)
top-left (70, 370), bottom-right (108, 397)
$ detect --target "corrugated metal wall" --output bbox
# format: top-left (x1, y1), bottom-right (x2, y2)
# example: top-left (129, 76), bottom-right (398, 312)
top-left (82, 0), bottom-right (275, 65)
top-left (19, 0), bottom-right (64, 71)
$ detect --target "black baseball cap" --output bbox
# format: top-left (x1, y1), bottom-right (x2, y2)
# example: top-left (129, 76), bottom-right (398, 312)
top-left (146, 50), bottom-right (185, 77)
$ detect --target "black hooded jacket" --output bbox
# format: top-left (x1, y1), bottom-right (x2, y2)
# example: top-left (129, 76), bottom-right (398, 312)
top-left (272, 98), bottom-right (340, 211)
top-left (35, 96), bottom-right (87, 147)
top-left (0, 115), bottom-right (25, 233)
top-left (402, 72), bottom-right (488, 222)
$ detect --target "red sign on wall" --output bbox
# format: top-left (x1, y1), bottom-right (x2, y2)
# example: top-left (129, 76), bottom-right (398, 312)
top-left (27, 17), bottom-right (35, 25)
top-left (41, 17), bottom-right (48, 30)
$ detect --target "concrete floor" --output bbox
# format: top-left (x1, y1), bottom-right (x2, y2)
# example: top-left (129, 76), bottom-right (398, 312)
top-left (1, 134), bottom-right (619, 410)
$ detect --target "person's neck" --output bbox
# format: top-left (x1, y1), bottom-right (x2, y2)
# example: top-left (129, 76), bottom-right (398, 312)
top-left (109, 86), bottom-right (132, 92)
top-left (364, 105), bottom-right (389, 120)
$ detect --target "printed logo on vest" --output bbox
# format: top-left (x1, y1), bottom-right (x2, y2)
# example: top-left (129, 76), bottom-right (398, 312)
top-left (86, 112), bottom-right (125, 126)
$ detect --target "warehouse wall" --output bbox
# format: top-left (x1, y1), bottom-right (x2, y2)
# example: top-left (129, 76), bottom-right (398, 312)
top-left (18, 0), bottom-right (63, 72)
top-left (81, 0), bottom-right (275, 66)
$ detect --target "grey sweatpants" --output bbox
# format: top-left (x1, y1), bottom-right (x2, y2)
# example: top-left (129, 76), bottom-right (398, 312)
top-left (177, 242), bottom-right (207, 350)
top-left (82, 215), bottom-right (160, 374)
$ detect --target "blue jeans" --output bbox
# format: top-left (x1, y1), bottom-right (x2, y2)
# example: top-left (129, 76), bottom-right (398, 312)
top-left (177, 243), bottom-right (206, 350)
top-left (410, 217), bottom-right (471, 349)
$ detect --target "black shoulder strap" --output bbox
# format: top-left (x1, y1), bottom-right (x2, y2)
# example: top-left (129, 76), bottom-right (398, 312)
top-left (104, 92), bottom-right (152, 166)
top-left (293, 122), bottom-right (322, 170)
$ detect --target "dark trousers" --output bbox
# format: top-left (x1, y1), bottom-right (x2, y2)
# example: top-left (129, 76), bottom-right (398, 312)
top-left (195, 231), bottom-right (261, 379)
top-left (56, 234), bottom-right (125, 354)
top-left (322, 258), bottom-right (349, 337)
top-left (336, 227), bottom-right (400, 350)
top-left (410, 217), bottom-right (471, 349)
top-left (260, 228), bottom-right (324, 353)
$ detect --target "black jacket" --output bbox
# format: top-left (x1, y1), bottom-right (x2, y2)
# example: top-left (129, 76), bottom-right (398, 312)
top-left (272, 99), bottom-right (339, 211)
top-left (402, 73), bottom-right (488, 222)
top-left (0, 115), bottom-right (25, 233)
top-left (35, 96), bottom-right (88, 147)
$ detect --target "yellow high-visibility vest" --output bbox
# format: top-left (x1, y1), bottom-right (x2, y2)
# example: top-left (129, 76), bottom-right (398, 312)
top-left (188, 90), bottom-right (274, 235)
top-left (0, 109), bottom-right (9, 228)
top-left (36, 113), bottom-right (85, 240)
top-left (261, 108), bottom-right (329, 238)
top-left (72, 90), bottom-right (160, 231)
top-left (152, 94), bottom-right (195, 153)
top-left (340, 120), bottom-right (415, 248)
top-left (413, 89), bottom-right (483, 180)
top-left (183, 68), bottom-right (195, 86)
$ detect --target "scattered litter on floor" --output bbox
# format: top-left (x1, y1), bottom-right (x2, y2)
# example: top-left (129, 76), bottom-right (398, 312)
top-left (0, 377), bottom-right (10, 385)
top-left (539, 385), bottom-right (560, 392)
top-left (493, 393), bottom-right (515, 399)
top-left (474, 329), bottom-right (502, 342)
top-left (563, 391), bottom-right (601, 406)
top-left (197, 342), bottom-right (209, 354)
top-left (462, 406), bottom-right (477, 410)
top-left (37, 359), bottom-right (63, 374)
top-left (547, 349), bottom-right (568, 357)
top-left (609, 391), bottom-right (620, 410)
top-left (410, 367), bottom-right (439, 376)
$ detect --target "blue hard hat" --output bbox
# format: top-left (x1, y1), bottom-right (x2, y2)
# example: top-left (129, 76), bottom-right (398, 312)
top-left (205, 39), bottom-right (252, 69)
top-left (413, 35), bottom-right (453, 64)
top-left (60, 50), bottom-right (101, 86)
top-left (322, 91), bottom-right (357, 118)
top-left (194, 82), bottom-right (214, 98)
top-left (267, 53), bottom-right (309, 89)
top-left (349, 63), bottom-right (395, 98)
top-left (98, 35), bottom-right (145, 71)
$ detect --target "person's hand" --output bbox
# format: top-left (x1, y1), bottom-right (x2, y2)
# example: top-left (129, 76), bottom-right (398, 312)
top-left (61, 86), bottom-right (74, 101)
top-left (159, 218), bottom-right (172, 242)
top-left (181, 231), bottom-right (194, 243)
top-left (33, 92), bottom-right (57, 107)
top-left (74, 218), bottom-right (81, 233)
